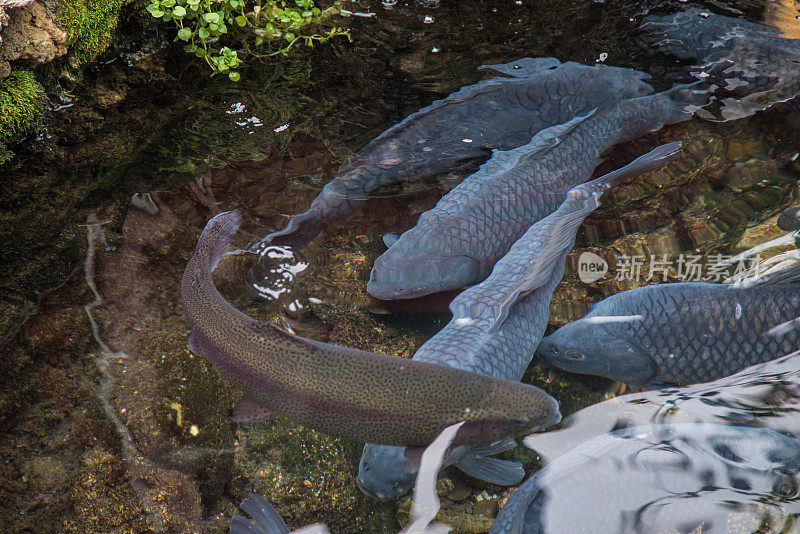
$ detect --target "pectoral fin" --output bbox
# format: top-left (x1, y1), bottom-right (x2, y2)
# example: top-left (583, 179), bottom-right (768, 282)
top-left (454, 439), bottom-right (524, 485)
top-left (232, 397), bottom-right (275, 423)
top-left (382, 233), bottom-right (400, 248)
top-left (455, 454), bottom-right (525, 486)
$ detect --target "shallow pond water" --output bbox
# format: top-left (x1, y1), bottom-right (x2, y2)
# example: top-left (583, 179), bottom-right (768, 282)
top-left (3, 0), bottom-right (800, 532)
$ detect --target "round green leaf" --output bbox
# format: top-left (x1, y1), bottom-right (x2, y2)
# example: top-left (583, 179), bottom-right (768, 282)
top-left (228, 71), bottom-right (240, 82)
top-left (173, 6), bottom-right (186, 16)
top-left (177, 27), bottom-right (192, 40)
top-left (235, 15), bottom-right (247, 26)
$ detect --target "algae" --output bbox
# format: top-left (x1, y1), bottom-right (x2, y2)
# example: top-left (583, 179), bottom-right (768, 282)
top-left (0, 68), bottom-right (43, 162)
top-left (58, 0), bottom-right (133, 67)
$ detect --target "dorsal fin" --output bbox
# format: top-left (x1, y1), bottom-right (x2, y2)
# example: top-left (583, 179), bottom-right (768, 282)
top-left (487, 142), bottom-right (682, 332)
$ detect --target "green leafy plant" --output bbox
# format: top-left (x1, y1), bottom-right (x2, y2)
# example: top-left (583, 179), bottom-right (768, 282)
top-left (145, 0), bottom-right (350, 80)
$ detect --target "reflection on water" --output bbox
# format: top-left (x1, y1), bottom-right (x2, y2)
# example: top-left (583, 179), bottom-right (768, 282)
top-left (496, 423), bottom-right (800, 533)
top-left (4, 0), bottom-right (800, 533)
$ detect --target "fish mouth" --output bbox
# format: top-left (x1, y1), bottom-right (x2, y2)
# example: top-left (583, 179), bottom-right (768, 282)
top-left (355, 474), bottom-right (406, 502)
top-left (367, 279), bottom-right (430, 300)
top-left (537, 395), bottom-right (562, 430)
top-left (368, 255), bottom-right (480, 299)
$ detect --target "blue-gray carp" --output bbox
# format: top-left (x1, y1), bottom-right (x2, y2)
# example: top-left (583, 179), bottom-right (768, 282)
top-left (642, 7), bottom-right (800, 120)
top-left (537, 267), bottom-right (800, 387)
top-left (356, 143), bottom-right (682, 500)
top-left (254, 58), bottom-right (654, 250)
top-left (181, 211), bottom-right (560, 448)
top-left (366, 86), bottom-right (699, 299)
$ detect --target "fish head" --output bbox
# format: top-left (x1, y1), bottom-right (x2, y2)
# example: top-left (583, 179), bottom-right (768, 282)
top-left (455, 385), bottom-right (562, 446)
top-left (368, 252), bottom-right (480, 299)
top-left (356, 443), bottom-right (468, 500)
top-left (537, 321), bottom-right (657, 384)
top-left (356, 444), bottom-right (416, 501)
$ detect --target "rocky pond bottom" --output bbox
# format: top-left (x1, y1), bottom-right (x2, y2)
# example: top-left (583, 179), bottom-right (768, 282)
top-left (3, 0), bottom-right (800, 533)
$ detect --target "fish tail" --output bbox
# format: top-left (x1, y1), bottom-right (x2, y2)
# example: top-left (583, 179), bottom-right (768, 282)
top-left (589, 141), bottom-right (683, 192)
top-left (196, 210), bottom-right (243, 272)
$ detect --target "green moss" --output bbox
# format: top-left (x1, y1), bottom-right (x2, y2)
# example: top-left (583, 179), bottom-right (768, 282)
top-left (0, 69), bottom-right (44, 163)
top-left (58, 0), bottom-right (133, 66)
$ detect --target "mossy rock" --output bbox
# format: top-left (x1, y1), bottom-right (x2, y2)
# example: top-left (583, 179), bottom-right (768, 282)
top-left (58, 0), bottom-right (134, 67)
top-left (0, 68), bottom-right (43, 163)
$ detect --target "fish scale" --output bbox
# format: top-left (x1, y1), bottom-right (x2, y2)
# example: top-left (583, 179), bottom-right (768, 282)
top-left (540, 281), bottom-right (800, 386)
top-left (642, 7), bottom-right (800, 120)
top-left (357, 143), bottom-right (681, 500)
top-left (367, 86), bottom-right (698, 299)
top-left (257, 58), bottom-right (654, 250)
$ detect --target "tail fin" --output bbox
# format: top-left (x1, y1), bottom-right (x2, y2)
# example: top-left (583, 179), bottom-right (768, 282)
top-left (487, 142), bottom-right (682, 331)
top-left (195, 210), bottom-right (243, 272)
top-left (230, 492), bottom-right (290, 534)
top-left (589, 141), bottom-right (682, 191)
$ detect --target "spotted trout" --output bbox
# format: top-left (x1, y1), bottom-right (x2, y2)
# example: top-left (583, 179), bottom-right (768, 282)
top-left (181, 210), bottom-right (560, 447)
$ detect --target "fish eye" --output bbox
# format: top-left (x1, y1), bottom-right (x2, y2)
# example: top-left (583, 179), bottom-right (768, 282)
top-left (551, 346), bottom-right (559, 354)
top-left (566, 351), bottom-right (584, 361)
top-left (777, 480), bottom-right (798, 497)
top-left (512, 418), bottom-right (528, 427)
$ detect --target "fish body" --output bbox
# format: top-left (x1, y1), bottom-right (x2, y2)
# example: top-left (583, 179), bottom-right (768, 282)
top-left (642, 7), bottom-right (800, 120)
top-left (367, 86), bottom-right (697, 299)
top-left (538, 276), bottom-right (800, 386)
top-left (258, 58), bottom-right (654, 249)
top-left (356, 144), bottom-right (681, 500)
top-left (779, 205), bottom-right (800, 231)
top-left (525, 350), bottom-right (800, 463)
top-left (491, 423), bottom-right (800, 534)
top-left (181, 211), bottom-right (560, 447)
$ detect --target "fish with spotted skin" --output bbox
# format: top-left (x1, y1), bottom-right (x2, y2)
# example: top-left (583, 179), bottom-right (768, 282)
top-left (367, 85), bottom-right (700, 300)
top-left (254, 58), bottom-right (654, 250)
top-left (537, 268), bottom-right (800, 387)
top-left (181, 210), bottom-right (560, 447)
top-left (491, 423), bottom-right (800, 534)
top-left (356, 143), bottom-right (682, 501)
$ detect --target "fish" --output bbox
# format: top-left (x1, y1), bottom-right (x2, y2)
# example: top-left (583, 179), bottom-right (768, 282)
top-left (779, 205), bottom-right (800, 232)
top-left (525, 349), bottom-right (800, 463)
top-left (366, 85), bottom-right (701, 300)
top-left (230, 492), bottom-right (293, 534)
top-left (254, 58), bottom-right (654, 250)
top-left (230, 492), bottom-right (329, 533)
top-left (181, 210), bottom-right (561, 447)
top-left (490, 423), bottom-right (800, 534)
top-left (537, 265), bottom-right (800, 387)
top-left (641, 7), bottom-right (800, 120)
top-left (356, 143), bottom-right (682, 500)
